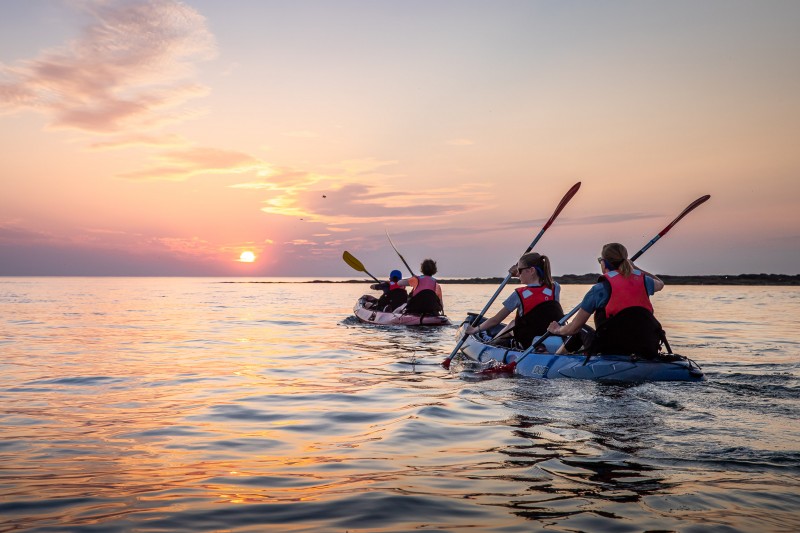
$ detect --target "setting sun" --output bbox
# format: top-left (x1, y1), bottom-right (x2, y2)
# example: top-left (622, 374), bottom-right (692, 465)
top-left (239, 251), bottom-right (256, 263)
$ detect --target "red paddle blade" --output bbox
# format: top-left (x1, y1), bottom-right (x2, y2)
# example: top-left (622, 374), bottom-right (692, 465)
top-left (542, 181), bottom-right (581, 231)
top-left (659, 194), bottom-right (711, 236)
top-left (476, 361), bottom-right (517, 376)
top-left (441, 357), bottom-right (452, 370)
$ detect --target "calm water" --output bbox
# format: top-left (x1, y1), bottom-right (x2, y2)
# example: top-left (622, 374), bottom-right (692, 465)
top-left (1, 277), bottom-right (799, 532)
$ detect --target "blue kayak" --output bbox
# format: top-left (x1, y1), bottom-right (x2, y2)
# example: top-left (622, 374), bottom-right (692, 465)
top-left (456, 322), bottom-right (705, 383)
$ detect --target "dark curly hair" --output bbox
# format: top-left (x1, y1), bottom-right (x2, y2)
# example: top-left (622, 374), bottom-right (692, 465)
top-left (420, 259), bottom-right (438, 276)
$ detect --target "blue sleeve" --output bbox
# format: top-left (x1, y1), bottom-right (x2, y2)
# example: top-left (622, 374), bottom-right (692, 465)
top-left (502, 292), bottom-right (521, 313)
top-left (371, 282), bottom-right (390, 294)
top-left (645, 276), bottom-right (656, 296)
top-left (580, 283), bottom-right (609, 314)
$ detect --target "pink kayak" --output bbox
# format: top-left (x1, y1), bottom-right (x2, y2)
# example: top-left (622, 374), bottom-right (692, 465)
top-left (353, 295), bottom-right (451, 326)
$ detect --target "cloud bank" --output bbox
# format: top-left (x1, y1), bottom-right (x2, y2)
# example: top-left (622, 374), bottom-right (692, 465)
top-left (0, 0), bottom-right (216, 133)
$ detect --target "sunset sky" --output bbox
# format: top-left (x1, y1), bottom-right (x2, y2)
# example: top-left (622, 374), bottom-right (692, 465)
top-left (2, 0), bottom-right (798, 277)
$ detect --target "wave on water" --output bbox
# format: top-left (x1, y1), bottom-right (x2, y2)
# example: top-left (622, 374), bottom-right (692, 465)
top-left (2, 279), bottom-right (799, 532)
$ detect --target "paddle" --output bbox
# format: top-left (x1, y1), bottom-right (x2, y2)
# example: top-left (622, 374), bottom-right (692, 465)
top-left (442, 181), bottom-right (582, 369)
top-left (342, 251), bottom-right (381, 283)
top-left (386, 230), bottom-right (417, 277)
top-left (631, 194), bottom-right (710, 261)
top-left (476, 193), bottom-right (711, 376)
top-left (476, 304), bottom-right (580, 376)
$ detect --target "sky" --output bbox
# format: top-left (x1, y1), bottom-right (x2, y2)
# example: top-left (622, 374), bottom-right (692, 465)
top-left (1, 0), bottom-right (799, 277)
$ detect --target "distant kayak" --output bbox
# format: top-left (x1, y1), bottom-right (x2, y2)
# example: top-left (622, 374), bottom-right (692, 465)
top-left (353, 295), bottom-right (451, 326)
top-left (455, 320), bottom-right (704, 382)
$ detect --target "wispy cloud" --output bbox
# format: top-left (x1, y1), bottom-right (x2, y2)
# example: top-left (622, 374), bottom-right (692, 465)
top-left (277, 182), bottom-right (468, 221)
top-left (0, 222), bottom-right (55, 244)
top-left (498, 212), bottom-right (659, 230)
top-left (260, 177), bottom-right (485, 224)
top-left (231, 159), bottom-right (492, 226)
top-left (88, 133), bottom-right (188, 150)
top-left (1, 219), bottom-right (224, 261)
top-left (0, 0), bottom-right (216, 133)
top-left (151, 235), bottom-right (216, 257)
top-left (117, 146), bottom-right (268, 180)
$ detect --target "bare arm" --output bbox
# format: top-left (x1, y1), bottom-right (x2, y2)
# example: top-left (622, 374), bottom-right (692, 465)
top-left (547, 308), bottom-right (591, 336)
top-left (465, 306), bottom-right (513, 335)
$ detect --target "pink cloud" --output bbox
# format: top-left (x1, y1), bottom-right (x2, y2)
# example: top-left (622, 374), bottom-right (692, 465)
top-left (0, 0), bottom-right (216, 133)
top-left (117, 146), bottom-right (267, 180)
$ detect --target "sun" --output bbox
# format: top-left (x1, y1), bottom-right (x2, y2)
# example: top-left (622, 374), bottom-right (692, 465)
top-left (239, 251), bottom-right (256, 263)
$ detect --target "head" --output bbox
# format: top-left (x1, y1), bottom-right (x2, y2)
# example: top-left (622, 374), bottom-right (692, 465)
top-left (599, 242), bottom-right (632, 276)
top-left (420, 258), bottom-right (438, 277)
top-left (389, 269), bottom-right (402, 282)
top-left (517, 252), bottom-right (553, 288)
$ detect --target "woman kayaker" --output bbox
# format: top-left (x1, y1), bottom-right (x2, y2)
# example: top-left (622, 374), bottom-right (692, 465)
top-left (464, 252), bottom-right (564, 349)
top-left (548, 242), bottom-right (666, 358)
top-left (370, 269), bottom-right (408, 311)
top-left (400, 259), bottom-right (444, 315)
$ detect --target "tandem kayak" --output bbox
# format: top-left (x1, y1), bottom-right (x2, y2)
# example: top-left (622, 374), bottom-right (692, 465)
top-left (453, 319), bottom-right (704, 383)
top-left (353, 295), bottom-right (451, 326)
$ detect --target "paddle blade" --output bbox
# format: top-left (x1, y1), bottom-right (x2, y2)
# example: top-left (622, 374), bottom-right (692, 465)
top-left (659, 194), bottom-right (711, 236)
top-left (542, 181), bottom-right (581, 231)
top-left (342, 250), bottom-right (366, 273)
top-left (476, 361), bottom-right (517, 376)
top-left (631, 194), bottom-right (711, 261)
top-left (441, 357), bottom-right (452, 370)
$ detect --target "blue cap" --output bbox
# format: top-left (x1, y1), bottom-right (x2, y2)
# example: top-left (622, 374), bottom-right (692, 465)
top-left (390, 269), bottom-right (402, 280)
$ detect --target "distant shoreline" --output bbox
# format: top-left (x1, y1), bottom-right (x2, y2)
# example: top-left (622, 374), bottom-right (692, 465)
top-left (227, 274), bottom-right (800, 285)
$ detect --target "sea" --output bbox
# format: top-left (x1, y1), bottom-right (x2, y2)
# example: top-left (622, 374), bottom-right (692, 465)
top-left (1, 277), bottom-right (799, 532)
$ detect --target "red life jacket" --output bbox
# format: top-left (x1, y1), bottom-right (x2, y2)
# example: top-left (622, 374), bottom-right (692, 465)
top-left (411, 275), bottom-right (437, 296)
top-left (514, 285), bottom-right (555, 316)
top-left (389, 281), bottom-right (405, 292)
top-left (512, 285), bottom-right (563, 349)
top-left (603, 270), bottom-right (653, 317)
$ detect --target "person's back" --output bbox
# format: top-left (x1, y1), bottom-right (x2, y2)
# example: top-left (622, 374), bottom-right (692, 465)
top-left (513, 291), bottom-right (564, 348)
top-left (403, 259), bottom-right (444, 315)
top-left (548, 243), bottom-right (666, 358)
top-left (593, 267), bottom-right (662, 358)
top-left (372, 270), bottom-right (408, 311)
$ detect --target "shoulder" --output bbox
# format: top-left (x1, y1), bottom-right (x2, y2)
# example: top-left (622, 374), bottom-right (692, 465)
top-left (552, 281), bottom-right (561, 298)
top-left (503, 291), bottom-right (523, 310)
top-left (580, 282), bottom-right (608, 312)
top-left (644, 275), bottom-right (656, 294)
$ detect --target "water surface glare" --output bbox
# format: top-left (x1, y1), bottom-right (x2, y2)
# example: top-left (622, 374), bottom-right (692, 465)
top-left (2, 278), bottom-right (799, 532)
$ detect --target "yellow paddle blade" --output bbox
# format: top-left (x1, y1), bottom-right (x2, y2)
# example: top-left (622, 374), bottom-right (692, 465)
top-left (342, 251), bottom-right (366, 273)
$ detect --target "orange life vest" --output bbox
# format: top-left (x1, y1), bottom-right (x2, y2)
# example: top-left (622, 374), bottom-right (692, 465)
top-left (411, 275), bottom-right (438, 296)
top-left (602, 270), bottom-right (653, 317)
top-left (514, 285), bottom-right (556, 316)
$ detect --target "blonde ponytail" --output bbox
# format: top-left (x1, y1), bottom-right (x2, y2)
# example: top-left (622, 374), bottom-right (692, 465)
top-left (601, 243), bottom-right (633, 277)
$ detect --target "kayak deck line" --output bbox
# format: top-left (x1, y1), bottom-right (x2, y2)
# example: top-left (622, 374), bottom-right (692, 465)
top-left (454, 319), bottom-right (704, 382)
top-left (352, 295), bottom-right (451, 326)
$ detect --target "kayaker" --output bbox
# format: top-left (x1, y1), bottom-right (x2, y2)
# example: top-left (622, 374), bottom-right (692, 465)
top-left (400, 259), bottom-right (444, 315)
top-left (547, 242), bottom-right (666, 358)
top-left (370, 269), bottom-right (409, 311)
top-left (464, 252), bottom-right (564, 349)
